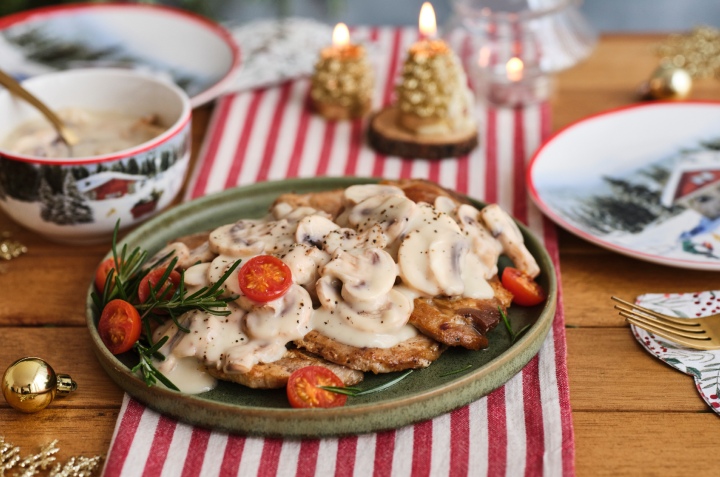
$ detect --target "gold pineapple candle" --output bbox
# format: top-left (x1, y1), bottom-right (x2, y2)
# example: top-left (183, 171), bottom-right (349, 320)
top-left (310, 23), bottom-right (373, 120)
top-left (369, 2), bottom-right (478, 159)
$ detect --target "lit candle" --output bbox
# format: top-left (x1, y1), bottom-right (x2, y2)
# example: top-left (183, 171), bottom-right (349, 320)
top-left (506, 57), bottom-right (524, 82)
top-left (396, 2), bottom-right (476, 136)
top-left (310, 23), bottom-right (373, 120)
top-left (482, 55), bottom-right (552, 107)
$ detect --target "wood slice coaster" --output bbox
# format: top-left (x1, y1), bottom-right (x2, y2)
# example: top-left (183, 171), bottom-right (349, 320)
top-left (368, 106), bottom-right (479, 159)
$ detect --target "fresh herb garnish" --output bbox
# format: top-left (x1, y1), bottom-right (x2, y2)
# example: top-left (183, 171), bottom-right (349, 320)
top-left (439, 364), bottom-right (473, 377)
top-left (132, 337), bottom-right (180, 390)
top-left (91, 224), bottom-right (147, 312)
top-left (136, 256), bottom-right (242, 322)
top-left (319, 370), bottom-right (414, 396)
top-left (92, 221), bottom-right (242, 389)
top-left (499, 306), bottom-right (531, 344)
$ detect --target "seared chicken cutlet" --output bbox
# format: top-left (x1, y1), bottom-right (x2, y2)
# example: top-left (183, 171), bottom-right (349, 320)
top-left (295, 331), bottom-right (444, 374)
top-left (207, 349), bottom-right (363, 389)
top-left (145, 179), bottom-right (541, 395)
top-left (410, 278), bottom-right (513, 350)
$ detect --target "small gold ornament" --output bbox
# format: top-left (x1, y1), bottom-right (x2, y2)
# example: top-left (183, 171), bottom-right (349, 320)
top-left (0, 232), bottom-right (27, 261)
top-left (2, 358), bottom-right (77, 414)
top-left (639, 65), bottom-right (693, 100)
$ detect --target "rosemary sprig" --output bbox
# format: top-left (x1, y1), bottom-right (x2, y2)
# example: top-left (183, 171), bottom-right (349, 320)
top-left (132, 337), bottom-right (180, 390)
top-left (90, 220), bottom-right (243, 390)
top-left (136, 258), bottom-right (242, 319)
top-left (439, 364), bottom-right (473, 377)
top-left (90, 223), bottom-right (147, 312)
top-left (319, 370), bottom-right (413, 397)
top-left (499, 307), bottom-right (531, 344)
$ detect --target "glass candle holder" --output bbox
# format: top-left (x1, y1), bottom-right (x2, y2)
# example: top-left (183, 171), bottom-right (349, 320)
top-left (445, 0), bottom-right (596, 107)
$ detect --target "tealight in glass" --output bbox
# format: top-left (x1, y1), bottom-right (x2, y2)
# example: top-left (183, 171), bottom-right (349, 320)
top-left (445, 0), bottom-right (597, 107)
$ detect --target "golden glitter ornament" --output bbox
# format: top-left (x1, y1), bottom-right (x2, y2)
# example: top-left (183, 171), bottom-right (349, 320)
top-left (310, 23), bottom-right (373, 120)
top-left (657, 26), bottom-right (720, 79)
top-left (2, 357), bottom-right (77, 413)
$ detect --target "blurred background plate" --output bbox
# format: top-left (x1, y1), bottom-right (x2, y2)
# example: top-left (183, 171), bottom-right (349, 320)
top-left (0, 3), bottom-right (241, 107)
top-left (529, 101), bottom-right (720, 270)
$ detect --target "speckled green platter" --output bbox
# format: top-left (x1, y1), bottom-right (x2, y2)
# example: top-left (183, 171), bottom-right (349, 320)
top-left (86, 177), bottom-right (557, 437)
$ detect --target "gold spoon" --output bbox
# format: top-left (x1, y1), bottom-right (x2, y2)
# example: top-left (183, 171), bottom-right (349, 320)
top-left (0, 68), bottom-right (80, 148)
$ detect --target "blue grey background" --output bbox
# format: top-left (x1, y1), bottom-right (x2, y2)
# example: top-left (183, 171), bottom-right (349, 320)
top-left (211, 0), bottom-right (720, 32)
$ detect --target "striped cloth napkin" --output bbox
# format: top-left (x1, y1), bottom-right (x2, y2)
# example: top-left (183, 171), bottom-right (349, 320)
top-left (102, 27), bottom-right (574, 477)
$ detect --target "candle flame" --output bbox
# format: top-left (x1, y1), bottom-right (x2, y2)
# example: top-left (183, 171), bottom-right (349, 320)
top-left (419, 2), bottom-right (437, 38)
top-left (332, 23), bottom-right (350, 47)
top-left (506, 57), bottom-right (524, 82)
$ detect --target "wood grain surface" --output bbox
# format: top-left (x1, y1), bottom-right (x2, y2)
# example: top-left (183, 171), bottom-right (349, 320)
top-left (1, 36), bottom-right (720, 476)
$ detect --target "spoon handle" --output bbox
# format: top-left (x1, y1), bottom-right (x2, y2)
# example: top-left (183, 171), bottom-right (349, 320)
top-left (0, 69), bottom-right (79, 146)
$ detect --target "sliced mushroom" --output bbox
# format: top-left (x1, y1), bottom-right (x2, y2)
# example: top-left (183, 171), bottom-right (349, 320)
top-left (319, 248), bottom-right (397, 306)
top-left (295, 215), bottom-right (339, 249)
top-left (145, 242), bottom-right (190, 270)
top-left (348, 193), bottom-right (416, 243)
top-left (323, 225), bottom-right (388, 255)
top-left (207, 255), bottom-right (243, 297)
top-left (479, 204), bottom-right (540, 278)
top-left (456, 204), bottom-right (503, 278)
top-left (208, 219), bottom-right (295, 257)
top-left (343, 184), bottom-right (404, 206)
top-left (282, 243), bottom-right (331, 288)
top-left (243, 285), bottom-right (313, 341)
top-left (178, 240), bottom-right (217, 269)
top-left (397, 204), bottom-right (465, 296)
top-left (183, 262), bottom-right (211, 294)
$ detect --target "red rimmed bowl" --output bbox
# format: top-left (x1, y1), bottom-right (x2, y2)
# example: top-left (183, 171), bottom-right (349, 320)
top-left (0, 68), bottom-right (192, 244)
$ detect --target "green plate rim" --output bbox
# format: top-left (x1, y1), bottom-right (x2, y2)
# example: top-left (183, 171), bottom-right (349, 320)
top-left (85, 177), bottom-right (557, 437)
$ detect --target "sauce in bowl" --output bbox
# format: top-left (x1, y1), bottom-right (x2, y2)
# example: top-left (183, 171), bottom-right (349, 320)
top-left (1, 108), bottom-right (167, 158)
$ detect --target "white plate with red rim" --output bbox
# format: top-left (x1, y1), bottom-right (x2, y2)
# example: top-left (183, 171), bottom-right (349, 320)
top-left (0, 3), bottom-right (241, 107)
top-left (528, 101), bottom-right (720, 270)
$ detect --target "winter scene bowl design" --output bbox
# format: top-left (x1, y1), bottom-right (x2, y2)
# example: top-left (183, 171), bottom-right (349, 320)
top-left (0, 68), bottom-right (192, 244)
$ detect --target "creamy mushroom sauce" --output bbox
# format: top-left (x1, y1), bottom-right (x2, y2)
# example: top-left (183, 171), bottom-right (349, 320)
top-left (152, 184), bottom-right (535, 393)
top-left (2, 108), bottom-right (166, 158)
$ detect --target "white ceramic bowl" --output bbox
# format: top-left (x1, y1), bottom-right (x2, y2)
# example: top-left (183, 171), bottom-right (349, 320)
top-left (0, 68), bottom-right (192, 244)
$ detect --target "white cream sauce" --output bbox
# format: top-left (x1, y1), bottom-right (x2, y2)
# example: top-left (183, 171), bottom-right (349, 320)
top-left (2, 108), bottom-right (166, 158)
top-left (153, 185), bottom-right (539, 393)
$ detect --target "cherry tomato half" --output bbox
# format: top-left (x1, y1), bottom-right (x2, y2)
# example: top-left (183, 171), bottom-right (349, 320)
top-left (501, 267), bottom-right (547, 307)
top-left (98, 299), bottom-right (142, 354)
top-left (138, 267), bottom-right (181, 303)
top-left (287, 366), bottom-right (348, 409)
top-left (238, 255), bottom-right (293, 303)
top-left (95, 257), bottom-right (121, 291)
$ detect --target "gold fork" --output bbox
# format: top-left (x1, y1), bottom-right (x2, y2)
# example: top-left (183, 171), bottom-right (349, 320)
top-left (611, 296), bottom-right (720, 350)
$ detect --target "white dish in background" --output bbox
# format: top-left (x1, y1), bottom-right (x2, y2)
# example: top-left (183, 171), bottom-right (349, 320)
top-left (528, 101), bottom-right (720, 270)
top-left (0, 69), bottom-right (192, 244)
top-left (0, 3), bottom-right (240, 107)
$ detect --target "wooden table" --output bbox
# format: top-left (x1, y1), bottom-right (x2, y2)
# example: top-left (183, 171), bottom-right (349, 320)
top-left (1, 34), bottom-right (719, 476)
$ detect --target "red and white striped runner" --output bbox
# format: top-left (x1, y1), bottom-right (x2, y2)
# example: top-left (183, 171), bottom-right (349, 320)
top-left (102, 27), bottom-right (574, 477)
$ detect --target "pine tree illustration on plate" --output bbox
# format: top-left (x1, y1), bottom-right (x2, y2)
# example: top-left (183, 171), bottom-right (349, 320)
top-left (39, 171), bottom-right (93, 225)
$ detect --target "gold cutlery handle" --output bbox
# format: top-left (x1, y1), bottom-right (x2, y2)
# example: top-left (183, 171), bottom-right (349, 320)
top-left (0, 68), bottom-right (79, 147)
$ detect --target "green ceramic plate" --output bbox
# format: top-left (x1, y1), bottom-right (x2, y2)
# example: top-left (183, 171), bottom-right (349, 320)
top-left (86, 177), bottom-right (557, 437)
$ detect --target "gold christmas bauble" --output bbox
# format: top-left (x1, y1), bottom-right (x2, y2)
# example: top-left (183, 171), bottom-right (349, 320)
top-left (640, 66), bottom-right (693, 100)
top-left (2, 357), bottom-right (76, 413)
